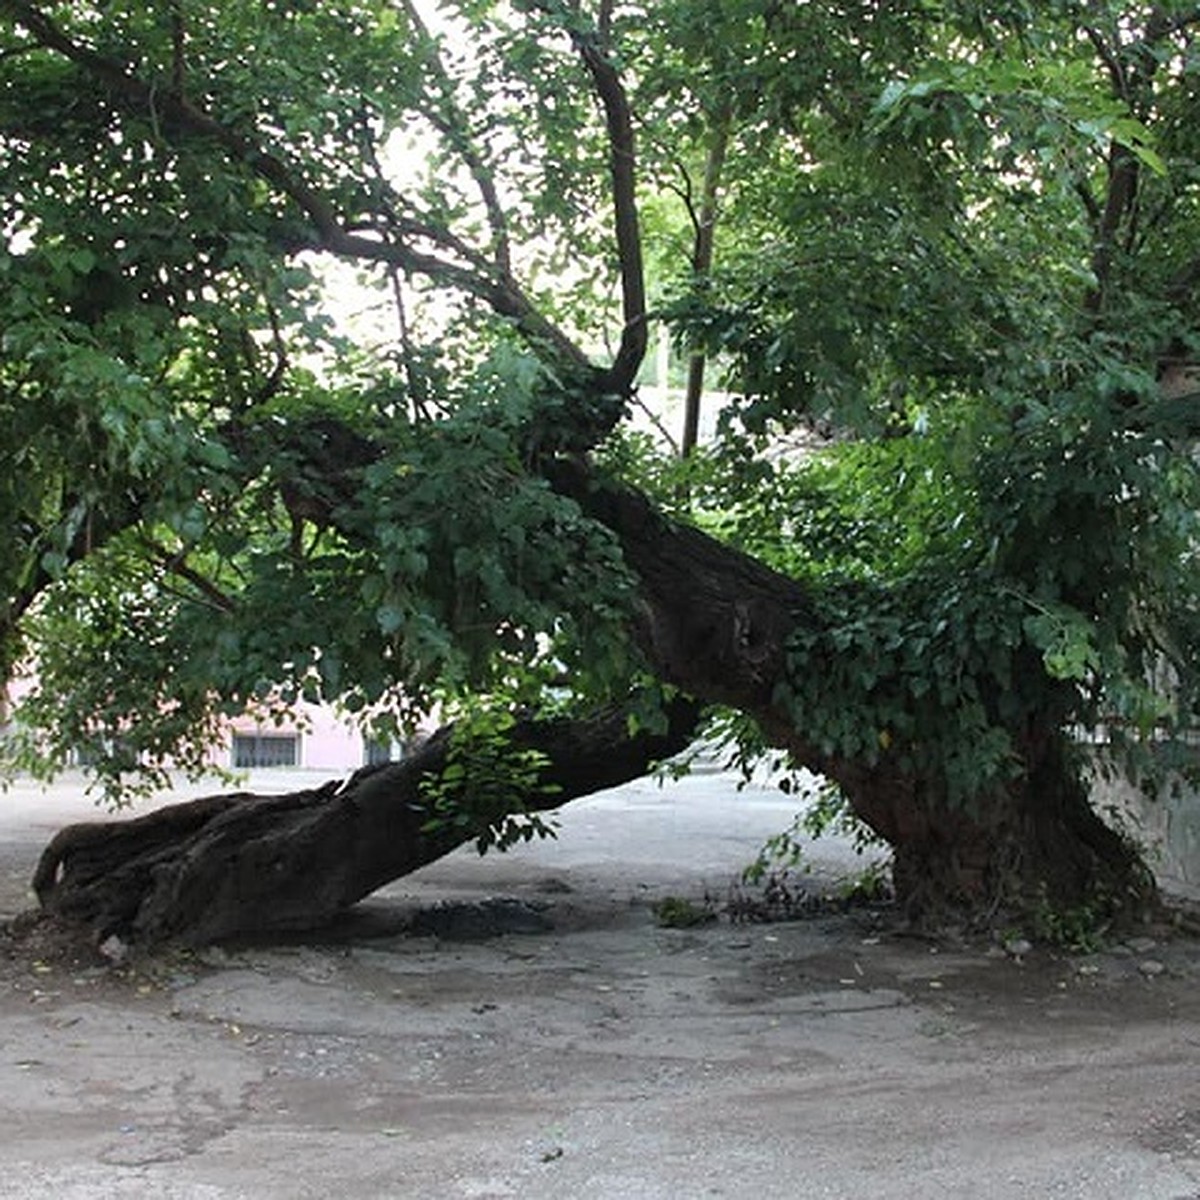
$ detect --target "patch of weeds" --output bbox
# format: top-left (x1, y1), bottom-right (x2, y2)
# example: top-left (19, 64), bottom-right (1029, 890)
top-left (1031, 893), bottom-right (1111, 954)
top-left (727, 870), bottom-right (815, 923)
top-left (726, 867), bottom-right (893, 924)
top-left (652, 896), bottom-right (717, 928)
top-left (838, 860), bottom-right (893, 905)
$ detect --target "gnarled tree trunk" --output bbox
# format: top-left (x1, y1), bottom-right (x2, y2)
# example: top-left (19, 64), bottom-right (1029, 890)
top-left (33, 697), bottom-right (700, 945)
top-left (840, 742), bottom-right (1153, 926)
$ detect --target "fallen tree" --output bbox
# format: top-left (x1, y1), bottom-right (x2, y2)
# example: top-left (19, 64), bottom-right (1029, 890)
top-left (29, 454), bottom-right (1157, 944)
top-left (2, 1), bottom-right (1195, 945)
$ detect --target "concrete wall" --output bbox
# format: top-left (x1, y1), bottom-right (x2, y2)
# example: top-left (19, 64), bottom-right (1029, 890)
top-left (1090, 761), bottom-right (1200, 902)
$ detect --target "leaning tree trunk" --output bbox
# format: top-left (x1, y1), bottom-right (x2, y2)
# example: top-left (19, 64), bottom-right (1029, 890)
top-left (546, 459), bottom-right (1159, 928)
top-left (833, 736), bottom-right (1154, 927)
top-left (33, 697), bottom-right (700, 945)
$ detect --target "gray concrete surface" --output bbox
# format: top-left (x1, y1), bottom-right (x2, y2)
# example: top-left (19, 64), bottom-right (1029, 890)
top-left (1, 769), bottom-right (1199, 1199)
top-left (1092, 762), bottom-right (1200, 901)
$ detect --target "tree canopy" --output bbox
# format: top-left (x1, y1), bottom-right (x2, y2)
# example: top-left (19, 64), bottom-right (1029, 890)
top-left (3, 0), bottom-right (1200, 938)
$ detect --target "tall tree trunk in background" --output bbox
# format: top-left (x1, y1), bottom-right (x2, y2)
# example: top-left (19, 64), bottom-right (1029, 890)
top-left (681, 111), bottom-right (730, 459)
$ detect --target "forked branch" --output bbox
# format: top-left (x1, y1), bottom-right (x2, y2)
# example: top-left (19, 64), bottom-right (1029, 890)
top-left (573, 9), bottom-right (648, 394)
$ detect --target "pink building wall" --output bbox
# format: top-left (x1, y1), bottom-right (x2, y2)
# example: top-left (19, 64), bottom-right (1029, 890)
top-left (219, 702), bottom-right (376, 771)
top-left (3, 671), bottom-right (407, 774)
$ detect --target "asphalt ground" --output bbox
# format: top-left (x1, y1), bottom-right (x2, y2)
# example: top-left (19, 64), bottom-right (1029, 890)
top-left (1, 769), bottom-right (1198, 1199)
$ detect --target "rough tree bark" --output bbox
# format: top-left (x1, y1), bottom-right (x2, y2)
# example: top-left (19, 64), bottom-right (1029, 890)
top-left (33, 697), bottom-right (701, 945)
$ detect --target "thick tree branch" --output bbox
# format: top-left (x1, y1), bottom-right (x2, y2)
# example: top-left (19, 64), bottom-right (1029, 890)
top-left (33, 694), bottom-right (701, 944)
top-left (573, 24), bottom-right (648, 394)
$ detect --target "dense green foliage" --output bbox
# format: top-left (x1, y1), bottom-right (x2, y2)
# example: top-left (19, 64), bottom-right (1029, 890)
top-left (2, 0), bottom-right (1200, 876)
top-left (655, 1), bottom-right (1200, 810)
